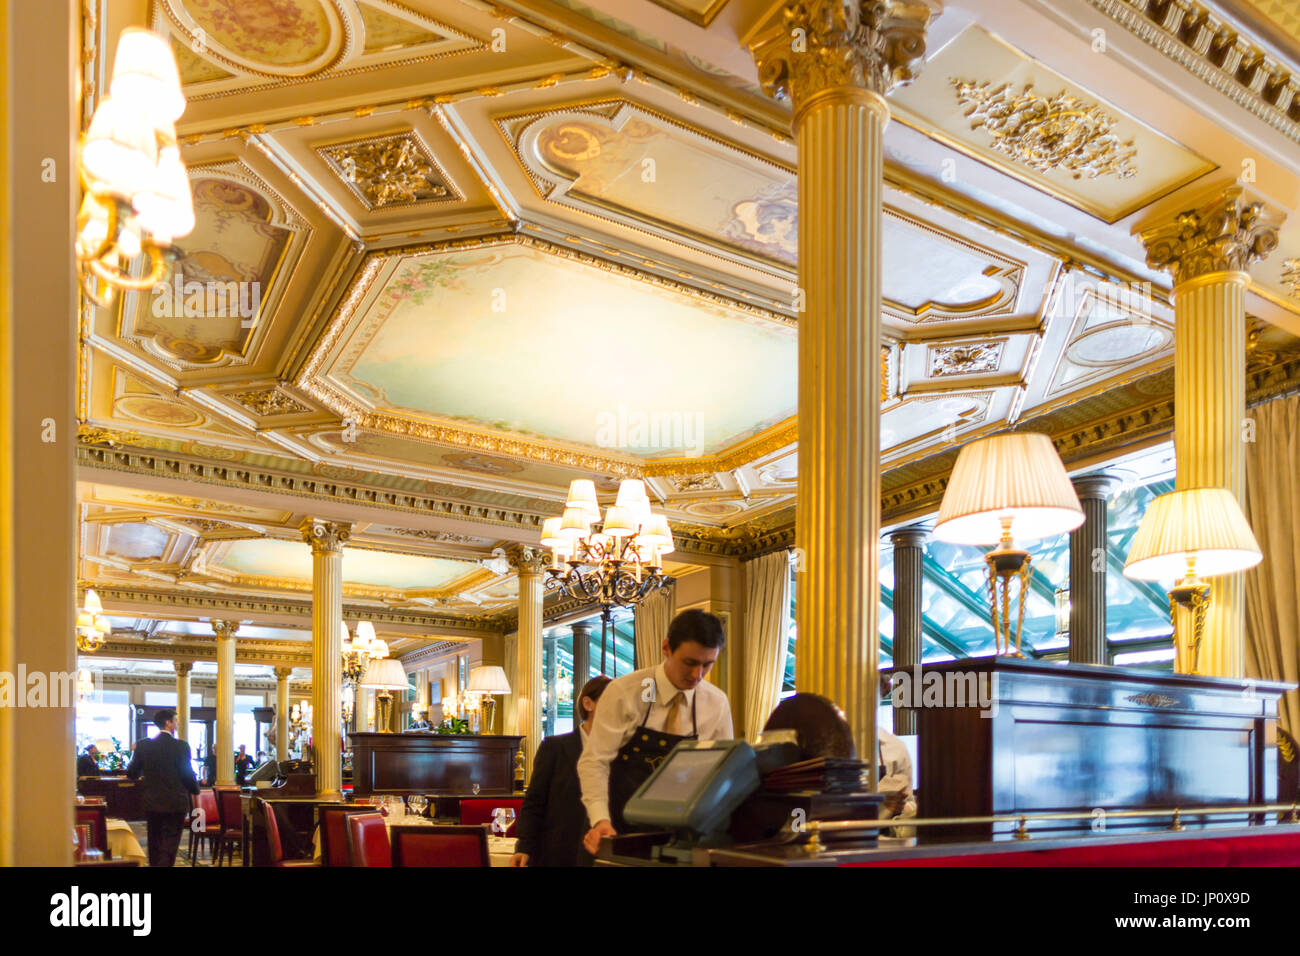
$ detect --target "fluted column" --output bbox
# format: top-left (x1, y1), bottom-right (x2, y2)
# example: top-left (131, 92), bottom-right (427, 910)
top-left (1068, 475), bottom-right (1116, 665)
top-left (889, 526), bottom-right (927, 735)
top-left (174, 661), bottom-right (194, 747)
top-left (752, 1), bottom-right (933, 763)
top-left (508, 545), bottom-right (546, 784)
top-left (212, 621), bottom-right (239, 786)
top-left (1138, 187), bottom-right (1284, 676)
top-left (273, 667), bottom-right (292, 761)
top-left (300, 518), bottom-right (351, 795)
top-left (571, 621), bottom-right (592, 691)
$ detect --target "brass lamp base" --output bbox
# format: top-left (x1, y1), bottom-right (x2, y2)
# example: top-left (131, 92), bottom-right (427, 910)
top-left (985, 544), bottom-right (1032, 657)
top-left (1169, 579), bottom-right (1211, 675)
top-left (376, 691), bottom-right (394, 732)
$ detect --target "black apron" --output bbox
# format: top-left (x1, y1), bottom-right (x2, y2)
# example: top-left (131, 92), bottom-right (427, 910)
top-left (608, 693), bottom-right (698, 833)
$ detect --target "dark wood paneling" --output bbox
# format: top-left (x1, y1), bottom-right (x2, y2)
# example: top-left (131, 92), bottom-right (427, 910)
top-left (350, 733), bottom-right (522, 797)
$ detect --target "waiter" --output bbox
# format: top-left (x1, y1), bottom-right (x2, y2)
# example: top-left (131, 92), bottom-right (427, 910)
top-left (579, 609), bottom-right (733, 855)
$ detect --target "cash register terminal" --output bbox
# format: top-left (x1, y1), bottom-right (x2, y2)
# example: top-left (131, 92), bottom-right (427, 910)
top-left (622, 739), bottom-right (761, 863)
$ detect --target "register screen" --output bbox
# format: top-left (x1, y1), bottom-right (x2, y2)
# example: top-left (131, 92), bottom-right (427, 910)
top-left (640, 748), bottom-right (728, 803)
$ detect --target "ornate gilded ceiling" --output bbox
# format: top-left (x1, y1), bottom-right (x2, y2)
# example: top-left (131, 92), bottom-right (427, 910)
top-left (77, 0), bottom-right (1300, 655)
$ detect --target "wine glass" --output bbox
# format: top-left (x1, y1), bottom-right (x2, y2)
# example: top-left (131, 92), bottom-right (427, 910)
top-left (471, 781), bottom-right (481, 795)
top-left (408, 794), bottom-right (428, 819)
top-left (492, 807), bottom-right (516, 836)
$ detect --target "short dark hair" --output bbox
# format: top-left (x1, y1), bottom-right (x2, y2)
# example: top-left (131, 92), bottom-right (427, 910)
top-left (576, 675), bottom-right (612, 722)
top-left (153, 709), bottom-right (177, 730)
top-left (666, 609), bottom-right (725, 652)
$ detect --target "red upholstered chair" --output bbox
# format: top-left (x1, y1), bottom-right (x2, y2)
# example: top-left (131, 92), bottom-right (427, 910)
top-left (391, 825), bottom-right (489, 867)
top-left (259, 798), bottom-right (318, 868)
top-left (346, 812), bottom-right (391, 867)
top-left (318, 805), bottom-right (375, 867)
top-left (458, 798), bottom-right (523, 836)
top-left (74, 805), bottom-right (109, 858)
top-left (188, 790), bottom-right (221, 866)
top-left (213, 786), bottom-right (245, 867)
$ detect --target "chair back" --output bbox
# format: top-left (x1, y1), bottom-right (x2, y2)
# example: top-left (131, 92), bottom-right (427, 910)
top-left (391, 825), bottom-right (489, 867)
top-left (346, 813), bottom-right (391, 867)
top-left (74, 805), bottom-right (108, 854)
top-left (258, 799), bottom-right (289, 866)
top-left (215, 786), bottom-right (243, 833)
top-left (196, 789), bottom-right (220, 832)
top-left (319, 805), bottom-right (374, 867)
top-left (458, 797), bottom-right (522, 836)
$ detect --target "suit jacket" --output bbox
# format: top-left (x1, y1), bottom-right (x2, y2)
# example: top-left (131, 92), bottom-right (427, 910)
top-left (126, 732), bottom-right (200, 815)
top-left (515, 730), bottom-right (592, 867)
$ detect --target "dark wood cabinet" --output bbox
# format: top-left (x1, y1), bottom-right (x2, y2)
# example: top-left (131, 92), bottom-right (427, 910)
top-left (350, 733), bottom-right (523, 797)
top-left (915, 657), bottom-right (1287, 842)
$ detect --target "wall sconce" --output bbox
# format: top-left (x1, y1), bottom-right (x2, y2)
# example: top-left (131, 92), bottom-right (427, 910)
top-left (77, 28), bottom-right (193, 307)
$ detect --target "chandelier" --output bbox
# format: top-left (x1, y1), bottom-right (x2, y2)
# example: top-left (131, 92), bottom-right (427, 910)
top-left (76, 589), bottom-right (110, 653)
top-left (541, 479), bottom-right (674, 607)
top-left (342, 620), bottom-right (387, 685)
top-left (541, 479), bottom-right (674, 675)
top-left (77, 28), bottom-right (194, 308)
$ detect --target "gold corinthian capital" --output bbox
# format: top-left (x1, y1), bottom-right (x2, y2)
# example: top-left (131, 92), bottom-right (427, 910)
top-left (299, 517), bottom-right (352, 554)
top-left (1137, 185), bottom-right (1285, 287)
top-left (749, 0), bottom-right (936, 120)
top-left (505, 543), bottom-right (548, 576)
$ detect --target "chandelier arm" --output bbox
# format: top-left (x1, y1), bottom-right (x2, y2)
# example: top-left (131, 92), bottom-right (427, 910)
top-left (87, 245), bottom-right (169, 290)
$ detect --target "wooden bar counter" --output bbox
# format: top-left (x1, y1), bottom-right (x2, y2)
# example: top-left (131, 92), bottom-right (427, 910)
top-left (350, 733), bottom-right (523, 798)
top-left (912, 657), bottom-right (1288, 842)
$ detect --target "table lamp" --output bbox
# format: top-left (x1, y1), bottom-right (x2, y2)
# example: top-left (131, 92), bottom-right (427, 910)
top-left (1122, 487), bottom-right (1262, 674)
top-left (934, 432), bottom-right (1084, 656)
top-left (360, 658), bottom-right (410, 733)
top-left (466, 665), bottom-right (511, 734)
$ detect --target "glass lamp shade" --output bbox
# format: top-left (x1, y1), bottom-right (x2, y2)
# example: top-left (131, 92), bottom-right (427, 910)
top-left (558, 506), bottom-right (591, 540)
top-left (133, 146), bottom-right (195, 242)
top-left (933, 432), bottom-right (1084, 545)
top-left (602, 505), bottom-right (636, 537)
top-left (1123, 488), bottom-right (1262, 581)
top-left (359, 657), bottom-right (409, 691)
top-left (565, 479), bottom-right (602, 523)
top-left (368, 639), bottom-right (389, 660)
top-left (81, 97), bottom-right (159, 198)
top-left (83, 589), bottom-right (104, 616)
top-left (109, 28), bottom-right (185, 126)
top-left (354, 620), bottom-right (377, 649)
top-left (466, 665), bottom-right (512, 695)
top-left (637, 514), bottom-right (673, 549)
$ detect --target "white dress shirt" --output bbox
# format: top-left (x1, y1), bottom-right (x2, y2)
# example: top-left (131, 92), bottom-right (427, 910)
top-left (577, 663), bottom-right (734, 826)
top-left (878, 728), bottom-right (918, 830)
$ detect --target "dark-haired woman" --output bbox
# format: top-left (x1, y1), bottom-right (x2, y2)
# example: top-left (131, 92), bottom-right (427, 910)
top-left (511, 675), bottom-right (611, 867)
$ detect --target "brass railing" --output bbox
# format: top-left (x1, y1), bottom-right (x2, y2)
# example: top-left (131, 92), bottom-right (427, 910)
top-left (795, 802), bottom-right (1300, 855)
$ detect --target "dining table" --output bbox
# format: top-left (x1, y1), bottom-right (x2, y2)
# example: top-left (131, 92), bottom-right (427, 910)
top-left (105, 817), bottom-right (147, 865)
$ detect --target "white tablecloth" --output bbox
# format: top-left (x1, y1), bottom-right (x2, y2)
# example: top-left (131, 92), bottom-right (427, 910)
top-left (106, 818), bottom-right (146, 865)
top-left (488, 836), bottom-right (516, 867)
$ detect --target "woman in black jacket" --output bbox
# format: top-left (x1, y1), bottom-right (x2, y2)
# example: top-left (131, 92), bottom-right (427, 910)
top-left (511, 676), bottom-right (610, 867)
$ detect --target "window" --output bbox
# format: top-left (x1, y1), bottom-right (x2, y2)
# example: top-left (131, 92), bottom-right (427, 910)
top-left (144, 691), bottom-right (202, 707)
top-left (233, 694), bottom-right (262, 754)
top-left (75, 689), bottom-right (130, 753)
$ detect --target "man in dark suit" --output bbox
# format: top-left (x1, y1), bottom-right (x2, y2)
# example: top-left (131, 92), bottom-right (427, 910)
top-left (127, 709), bottom-right (200, 867)
top-left (76, 744), bottom-right (102, 777)
top-left (512, 676), bottom-right (610, 867)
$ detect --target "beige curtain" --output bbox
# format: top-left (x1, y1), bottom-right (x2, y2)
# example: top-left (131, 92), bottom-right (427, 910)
top-left (742, 550), bottom-right (791, 740)
top-left (1244, 393), bottom-right (1300, 748)
top-left (634, 585), bottom-right (676, 671)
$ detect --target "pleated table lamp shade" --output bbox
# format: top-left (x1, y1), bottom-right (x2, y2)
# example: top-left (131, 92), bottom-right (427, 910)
top-left (1123, 488), bottom-right (1262, 581)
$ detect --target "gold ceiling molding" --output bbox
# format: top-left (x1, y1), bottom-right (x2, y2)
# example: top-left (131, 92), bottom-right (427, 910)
top-left (78, 424), bottom-right (168, 450)
top-left (81, 582), bottom-right (499, 633)
top-left (645, 0), bottom-right (730, 28)
top-left (1085, 0), bottom-right (1300, 145)
top-left (152, 0), bottom-right (486, 101)
top-left (1137, 185), bottom-right (1284, 285)
top-left (666, 473), bottom-right (723, 492)
top-left (317, 131), bottom-right (462, 209)
top-left (231, 387), bottom-right (312, 417)
top-left (928, 341), bottom-right (1004, 377)
top-left (950, 79), bottom-right (1138, 181)
top-left (96, 638), bottom-right (311, 668)
top-left (1282, 257), bottom-right (1300, 297)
